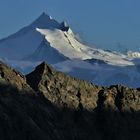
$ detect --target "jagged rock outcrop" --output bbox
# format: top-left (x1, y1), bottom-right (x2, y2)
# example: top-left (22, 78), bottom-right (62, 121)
top-left (26, 62), bottom-right (140, 112)
top-left (0, 61), bottom-right (140, 140)
top-left (26, 62), bottom-right (101, 110)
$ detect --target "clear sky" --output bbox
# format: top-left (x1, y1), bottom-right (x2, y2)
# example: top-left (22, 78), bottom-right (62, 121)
top-left (0, 0), bottom-right (140, 52)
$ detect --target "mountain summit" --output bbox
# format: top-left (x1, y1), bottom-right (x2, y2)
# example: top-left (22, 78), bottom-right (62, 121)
top-left (0, 12), bottom-right (77, 60)
top-left (30, 12), bottom-right (60, 29)
top-left (0, 12), bottom-right (63, 59)
top-left (0, 12), bottom-right (133, 65)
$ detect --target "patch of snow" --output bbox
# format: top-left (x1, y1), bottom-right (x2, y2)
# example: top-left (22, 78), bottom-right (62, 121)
top-left (127, 51), bottom-right (140, 58)
top-left (49, 16), bottom-right (53, 20)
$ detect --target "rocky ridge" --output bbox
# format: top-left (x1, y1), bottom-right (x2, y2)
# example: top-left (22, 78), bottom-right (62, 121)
top-left (0, 61), bottom-right (140, 140)
top-left (26, 62), bottom-right (140, 112)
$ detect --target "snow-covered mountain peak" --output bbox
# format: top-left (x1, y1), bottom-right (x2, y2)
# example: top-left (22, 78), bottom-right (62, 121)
top-left (31, 12), bottom-right (60, 29)
top-left (0, 12), bottom-right (63, 59)
top-left (1, 13), bottom-right (140, 87)
top-left (37, 12), bottom-right (53, 21)
top-left (34, 13), bottom-right (74, 34)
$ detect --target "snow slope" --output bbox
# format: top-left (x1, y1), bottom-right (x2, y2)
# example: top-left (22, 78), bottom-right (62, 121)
top-left (36, 28), bottom-right (134, 66)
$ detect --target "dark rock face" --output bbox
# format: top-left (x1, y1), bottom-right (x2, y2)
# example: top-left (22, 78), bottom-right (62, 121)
top-left (0, 61), bottom-right (140, 140)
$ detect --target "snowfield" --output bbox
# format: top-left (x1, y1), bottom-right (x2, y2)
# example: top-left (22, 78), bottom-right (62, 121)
top-left (36, 28), bottom-right (134, 66)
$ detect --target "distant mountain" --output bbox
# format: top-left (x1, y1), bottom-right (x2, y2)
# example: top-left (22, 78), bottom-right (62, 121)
top-left (0, 12), bottom-right (133, 66)
top-left (53, 59), bottom-right (140, 88)
top-left (0, 12), bottom-right (67, 59)
top-left (1, 12), bottom-right (140, 88)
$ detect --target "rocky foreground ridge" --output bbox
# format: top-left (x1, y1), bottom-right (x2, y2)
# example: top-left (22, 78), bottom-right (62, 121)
top-left (0, 61), bottom-right (140, 140)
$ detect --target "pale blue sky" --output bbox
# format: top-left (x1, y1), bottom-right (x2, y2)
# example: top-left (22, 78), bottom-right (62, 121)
top-left (0, 0), bottom-right (140, 51)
